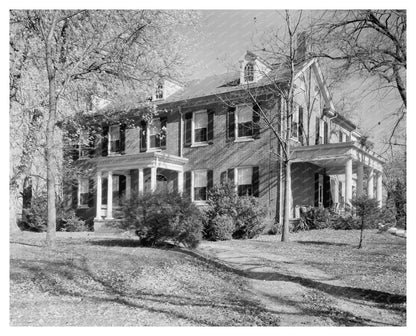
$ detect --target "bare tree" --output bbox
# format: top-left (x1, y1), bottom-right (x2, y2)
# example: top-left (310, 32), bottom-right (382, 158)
top-left (9, 10), bottom-right (196, 246)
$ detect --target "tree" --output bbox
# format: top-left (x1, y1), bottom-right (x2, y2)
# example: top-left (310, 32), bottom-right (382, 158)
top-left (315, 10), bottom-right (406, 143)
top-left (351, 196), bottom-right (381, 249)
top-left (9, 10), bottom-right (195, 246)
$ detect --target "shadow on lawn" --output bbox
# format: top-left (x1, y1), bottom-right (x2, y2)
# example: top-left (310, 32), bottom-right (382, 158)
top-left (180, 249), bottom-right (406, 306)
top-left (295, 241), bottom-right (350, 247)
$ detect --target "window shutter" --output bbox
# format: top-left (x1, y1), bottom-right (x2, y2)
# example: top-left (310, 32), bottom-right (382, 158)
top-left (72, 181), bottom-right (78, 209)
top-left (323, 175), bottom-right (332, 208)
top-left (102, 125), bottom-right (109, 156)
top-left (120, 124), bottom-right (126, 153)
top-left (324, 121), bottom-right (329, 144)
top-left (184, 171), bottom-right (192, 199)
top-left (252, 166), bottom-right (260, 197)
top-left (227, 107), bottom-right (235, 141)
top-left (315, 117), bottom-right (320, 145)
top-left (119, 175), bottom-right (126, 200)
top-left (160, 116), bottom-right (167, 149)
top-left (314, 173), bottom-right (319, 207)
top-left (207, 169), bottom-right (214, 191)
top-left (140, 120), bottom-right (147, 152)
top-left (184, 113), bottom-right (192, 146)
top-left (227, 168), bottom-right (234, 184)
top-left (88, 179), bottom-right (94, 207)
top-left (299, 106), bottom-right (304, 145)
top-left (88, 131), bottom-right (96, 157)
top-left (207, 110), bottom-right (214, 143)
top-left (253, 104), bottom-right (261, 139)
top-left (72, 143), bottom-right (80, 161)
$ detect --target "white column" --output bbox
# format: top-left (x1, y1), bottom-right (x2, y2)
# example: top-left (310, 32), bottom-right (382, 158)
top-left (150, 167), bottom-right (157, 192)
top-left (126, 174), bottom-right (131, 199)
top-left (367, 167), bottom-right (374, 198)
top-left (138, 168), bottom-right (144, 195)
top-left (376, 172), bottom-right (383, 208)
top-left (345, 158), bottom-right (353, 205)
top-left (77, 177), bottom-right (81, 208)
top-left (177, 171), bottom-right (184, 194)
top-left (333, 176), bottom-right (339, 204)
top-left (107, 171), bottom-right (113, 219)
top-left (357, 164), bottom-right (364, 197)
top-left (95, 171), bottom-right (102, 219)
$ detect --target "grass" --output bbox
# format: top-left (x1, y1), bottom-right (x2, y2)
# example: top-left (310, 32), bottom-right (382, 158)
top-left (10, 232), bottom-right (280, 326)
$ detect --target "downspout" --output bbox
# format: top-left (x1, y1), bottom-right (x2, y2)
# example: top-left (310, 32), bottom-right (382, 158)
top-left (178, 106), bottom-right (183, 157)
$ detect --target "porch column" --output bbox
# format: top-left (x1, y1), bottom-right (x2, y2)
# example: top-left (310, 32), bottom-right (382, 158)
top-left (150, 167), bottom-right (157, 192)
top-left (177, 171), bottom-right (184, 194)
top-left (138, 168), bottom-right (144, 195)
top-left (357, 164), bottom-right (364, 197)
top-left (333, 176), bottom-right (339, 205)
top-left (345, 158), bottom-right (353, 205)
top-left (376, 171), bottom-right (383, 208)
top-left (106, 171), bottom-right (113, 219)
top-left (126, 174), bottom-right (131, 199)
top-left (95, 171), bottom-right (102, 219)
top-left (367, 168), bottom-right (374, 198)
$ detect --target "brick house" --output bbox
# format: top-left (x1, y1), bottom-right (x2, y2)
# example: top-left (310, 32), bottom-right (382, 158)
top-left (72, 51), bottom-right (384, 231)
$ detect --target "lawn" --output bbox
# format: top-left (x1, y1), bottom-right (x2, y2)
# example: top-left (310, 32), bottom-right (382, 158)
top-left (10, 232), bottom-right (280, 326)
top-left (10, 229), bottom-right (406, 326)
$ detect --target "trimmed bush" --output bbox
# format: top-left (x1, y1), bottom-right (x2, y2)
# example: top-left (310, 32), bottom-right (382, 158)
top-left (298, 207), bottom-right (331, 231)
top-left (203, 183), bottom-right (267, 241)
top-left (119, 191), bottom-right (203, 248)
top-left (205, 214), bottom-right (235, 241)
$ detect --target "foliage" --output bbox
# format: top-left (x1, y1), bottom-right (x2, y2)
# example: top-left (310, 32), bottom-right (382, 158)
top-left (298, 207), bottom-right (331, 231)
top-left (56, 211), bottom-right (89, 232)
top-left (351, 195), bottom-right (381, 248)
top-left (332, 215), bottom-right (361, 230)
top-left (119, 191), bottom-right (203, 248)
top-left (204, 214), bottom-right (235, 241)
top-left (204, 183), bottom-right (267, 241)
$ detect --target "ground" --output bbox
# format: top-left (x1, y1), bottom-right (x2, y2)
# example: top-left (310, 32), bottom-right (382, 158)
top-left (10, 229), bottom-right (406, 326)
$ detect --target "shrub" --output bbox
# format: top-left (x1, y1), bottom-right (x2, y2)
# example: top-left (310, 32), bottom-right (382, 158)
top-left (332, 215), bottom-right (361, 230)
top-left (204, 183), bottom-right (267, 240)
top-left (119, 191), bottom-right (203, 248)
top-left (205, 214), bottom-right (235, 241)
top-left (233, 196), bottom-right (267, 239)
top-left (298, 207), bottom-right (331, 231)
top-left (57, 211), bottom-right (89, 232)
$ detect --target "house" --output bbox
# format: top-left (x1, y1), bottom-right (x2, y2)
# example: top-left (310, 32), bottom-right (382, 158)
top-left (71, 50), bottom-right (385, 232)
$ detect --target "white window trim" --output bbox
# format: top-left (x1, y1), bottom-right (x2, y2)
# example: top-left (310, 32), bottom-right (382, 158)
top-left (234, 166), bottom-right (254, 195)
top-left (154, 83), bottom-right (164, 101)
top-left (78, 177), bottom-right (89, 208)
top-left (235, 104), bottom-right (254, 140)
top-left (191, 110), bottom-right (208, 146)
top-left (243, 63), bottom-right (255, 84)
top-left (108, 124), bottom-right (121, 156)
top-left (146, 118), bottom-right (162, 152)
top-left (191, 169), bottom-right (208, 204)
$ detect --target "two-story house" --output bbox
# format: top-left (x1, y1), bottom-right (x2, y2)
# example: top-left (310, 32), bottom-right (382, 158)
top-left (72, 51), bottom-right (385, 232)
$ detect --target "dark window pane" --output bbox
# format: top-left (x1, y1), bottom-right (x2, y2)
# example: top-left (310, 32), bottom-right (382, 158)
top-left (194, 187), bottom-right (207, 201)
top-left (111, 140), bottom-right (120, 153)
top-left (238, 184), bottom-right (252, 196)
top-left (238, 122), bottom-right (253, 137)
top-left (150, 135), bottom-right (160, 148)
top-left (80, 193), bottom-right (89, 205)
top-left (194, 128), bottom-right (207, 142)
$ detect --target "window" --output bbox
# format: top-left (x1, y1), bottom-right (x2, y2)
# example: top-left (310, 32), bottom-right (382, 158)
top-left (339, 130), bottom-right (348, 143)
top-left (193, 110), bottom-right (208, 143)
top-left (149, 119), bottom-right (161, 148)
top-left (244, 63), bottom-right (254, 82)
top-left (291, 108), bottom-right (299, 140)
top-left (155, 83), bottom-right (164, 100)
top-left (236, 105), bottom-right (253, 138)
top-left (79, 178), bottom-right (89, 207)
top-left (109, 125), bottom-right (120, 153)
top-left (193, 170), bottom-right (208, 201)
top-left (237, 167), bottom-right (253, 196)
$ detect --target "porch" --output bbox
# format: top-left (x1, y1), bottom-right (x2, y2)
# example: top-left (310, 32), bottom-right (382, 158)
top-left (289, 141), bottom-right (385, 218)
top-left (94, 152), bottom-right (188, 222)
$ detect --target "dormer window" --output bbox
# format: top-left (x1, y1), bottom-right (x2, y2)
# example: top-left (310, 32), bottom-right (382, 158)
top-left (155, 83), bottom-right (164, 100)
top-left (244, 63), bottom-right (254, 82)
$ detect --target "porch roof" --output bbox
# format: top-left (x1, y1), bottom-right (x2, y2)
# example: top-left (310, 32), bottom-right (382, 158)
top-left (95, 151), bottom-right (188, 172)
top-left (291, 142), bottom-right (385, 175)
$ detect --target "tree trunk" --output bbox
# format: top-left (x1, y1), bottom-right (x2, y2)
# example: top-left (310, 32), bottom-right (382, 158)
top-left (9, 186), bottom-right (22, 234)
top-left (358, 219), bottom-right (364, 249)
top-left (281, 160), bottom-right (291, 242)
top-left (44, 15), bottom-right (58, 248)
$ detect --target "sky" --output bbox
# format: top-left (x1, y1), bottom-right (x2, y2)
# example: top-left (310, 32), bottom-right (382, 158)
top-left (182, 10), bottom-right (404, 154)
